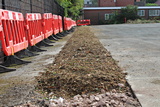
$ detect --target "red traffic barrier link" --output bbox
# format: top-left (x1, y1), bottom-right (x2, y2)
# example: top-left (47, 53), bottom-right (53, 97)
top-left (64, 17), bottom-right (77, 32)
top-left (42, 13), bottom-right (53, 39)
top-left (77, 19), bottom-right (90, 26)
top-left (25, 13), bottom-right (44, 46)
top-left (71, 20), bottom-right (77, 27)
top-left (64, 17), bottom-right (71, 31)
top-left (0, 9), bottom-right (28, 56)
top-left (58, 15), bottom-right (63, 33)
top-left (64, 17), bottom-right (67, 31)
top-left (68, 18), bottom-right (72, 30)
top-left (52, 15), bottom-right (59, 35)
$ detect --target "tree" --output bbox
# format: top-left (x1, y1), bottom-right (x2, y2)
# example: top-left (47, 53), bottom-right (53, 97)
top-left (115, 5), bottom-right (140, 23)
top-left (107, 5), bottom-right (140, 24)
top-left (56, 0), bottom-right (84, 20)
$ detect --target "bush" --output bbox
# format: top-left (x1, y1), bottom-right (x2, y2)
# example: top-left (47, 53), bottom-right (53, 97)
top-left (105, 5), bottom-right (140, 24)
top-left (146, 3), bottom-right (158, 6)
top-left (116, 5), bottom-right (140, 23)
top-left (127, 19), bottom-right (160, 24)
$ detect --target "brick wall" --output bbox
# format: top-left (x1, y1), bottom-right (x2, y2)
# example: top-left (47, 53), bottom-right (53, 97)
top-left (4, 0), bottom-right (21, 12)
top-left (98, 0), bottom-right (134, 7)
top-left (116, 0), bottom-right (134, 6)
top-left (84, 9), bottom-right (119, 25)
top-left (99, 0), bottom-right (116, 7)
top-left (20, 0), bottom-right (31, 14)
top-left (84, 8), bottom-right (160, 25)
top-left (0, 0), bottom-right (2, 9)
top-left (32, 0), bottom-right (44, 13)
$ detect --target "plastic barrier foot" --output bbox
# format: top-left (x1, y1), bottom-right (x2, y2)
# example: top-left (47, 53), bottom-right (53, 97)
top-left (30, 46), bottom-right (47, 52)
top-left (44, 38), bottom-right (55, 43)
top-left (53, 35), bottom-right (62, 39)
top-left (2, 55), bottom-right (31, 67)
top-left (65, 31), bottom-right (70, 34)
top-left (70, 27), bottom-right (75, 32)
top-left (0, 65), bottom-right (16, 73)
top-left (37, 41), bottom-right (53, 47)
top-left (57, 33), bottom-right (64, 37)
top-left (69, 28), bottom-right (74, 33)
top-left (60, 32), bottom-right (67, 36)
top-left (48, 35), bottom-right (58, 41)
top-left (16, 49), bottom-right (39, 58)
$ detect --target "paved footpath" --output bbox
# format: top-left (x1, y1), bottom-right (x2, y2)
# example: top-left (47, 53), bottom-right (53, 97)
top-left (92, 23), bottom-right (160, 107)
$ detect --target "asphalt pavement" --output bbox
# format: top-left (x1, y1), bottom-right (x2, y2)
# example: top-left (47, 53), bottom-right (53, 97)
top-left (91, 23), bottom-right (160, 107)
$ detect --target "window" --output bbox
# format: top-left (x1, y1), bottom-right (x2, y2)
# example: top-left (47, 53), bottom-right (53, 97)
top-left (105, 14), bottom-right (113, 20)
top-left (105, 14), bottom-right (110, 20)
top-left (89, 1), bottom-right (92, 4)
top-left (84, 0), bottom-right (92, 4)
top-left (137, 10), bottom-right (145, 16)
top-left (149, 10), bottom-right (160, 16)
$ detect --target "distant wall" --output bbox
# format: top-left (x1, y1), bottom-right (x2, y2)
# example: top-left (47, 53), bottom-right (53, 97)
top-left (0, 0), bottom-right (64, 16)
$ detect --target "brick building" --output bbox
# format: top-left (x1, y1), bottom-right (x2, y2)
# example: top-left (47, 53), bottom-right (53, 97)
top-left (83, 0), bottom-right (160, 25)
top-left (84, 0), bottom-right (146, 7)
top-left (98, 0), bottom-right (134, 7)
top-left (84, 6), bottom-right (160, 24)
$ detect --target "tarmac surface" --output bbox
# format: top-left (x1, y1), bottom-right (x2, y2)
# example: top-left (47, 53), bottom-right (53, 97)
top-left (91, 23), bottom-right (160, 107)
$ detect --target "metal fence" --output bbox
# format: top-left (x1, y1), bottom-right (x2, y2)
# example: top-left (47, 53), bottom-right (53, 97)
top-left (0, 0), bottom-right (64, 16)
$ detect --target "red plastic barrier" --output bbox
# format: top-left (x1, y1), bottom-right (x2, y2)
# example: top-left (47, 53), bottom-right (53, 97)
top-left (64, 17), bottom-right (72, 31)
top-left (42, 13), bottom-right (53, 38)
top-left (0, 9), bottom-right (28, 56)
top-left (52, 14), bottom-right (59, 35)
top-left (77, 19), bottom-right (90, 26)
top-left (58, 15), bottom-right (63, 33)
top-left (25, 13), bottom-right (44, 46)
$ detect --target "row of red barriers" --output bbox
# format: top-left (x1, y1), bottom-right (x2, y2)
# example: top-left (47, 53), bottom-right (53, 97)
top-left (64, 17), bottom-right (77, 31)
top-left (76, 19), bottom-right (91, 26)
top-left (0, 9), bottom-right (76, 72)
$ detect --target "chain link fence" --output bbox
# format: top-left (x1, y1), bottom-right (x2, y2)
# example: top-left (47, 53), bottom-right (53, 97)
top-left (0, 0), bottom-right (64, 16)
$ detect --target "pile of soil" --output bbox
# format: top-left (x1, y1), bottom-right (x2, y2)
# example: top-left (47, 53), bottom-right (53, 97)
top-left (36, 27), bottom-right (129, 98)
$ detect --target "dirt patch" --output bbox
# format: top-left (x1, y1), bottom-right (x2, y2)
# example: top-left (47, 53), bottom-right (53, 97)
top-left (34, 27), bottom-right (141, 106)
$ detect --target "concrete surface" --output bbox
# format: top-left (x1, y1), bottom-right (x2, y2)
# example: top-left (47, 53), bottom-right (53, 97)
top-left (91, 23), bottom-right (160, 107)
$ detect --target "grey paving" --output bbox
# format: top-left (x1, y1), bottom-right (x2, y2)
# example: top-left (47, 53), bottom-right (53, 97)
top-left (91, 23), bottom-right (160, 107)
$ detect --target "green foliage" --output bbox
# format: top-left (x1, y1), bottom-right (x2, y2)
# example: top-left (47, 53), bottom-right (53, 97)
top-left (127, 19), bottom-right (160, 24)
top-left (105, 5), bottom-right (140, 24)
top-left (117, 5), bottom-right (140, 23)
top-left (56, 0), bottom-right (84, 20)
top-left (145, 3), bottom-right (158, 6)
top-left (146, 0), bottom-right (157, 3)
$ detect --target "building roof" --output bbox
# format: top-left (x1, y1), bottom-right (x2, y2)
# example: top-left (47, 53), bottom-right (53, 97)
top-left (155, 0), bottom-right (160, 5)
top-left (83, 6), bottom-right (160, 10)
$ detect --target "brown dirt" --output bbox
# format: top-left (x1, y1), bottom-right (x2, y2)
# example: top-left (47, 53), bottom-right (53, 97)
top-left (36, 27), bottom-right (131, 99)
